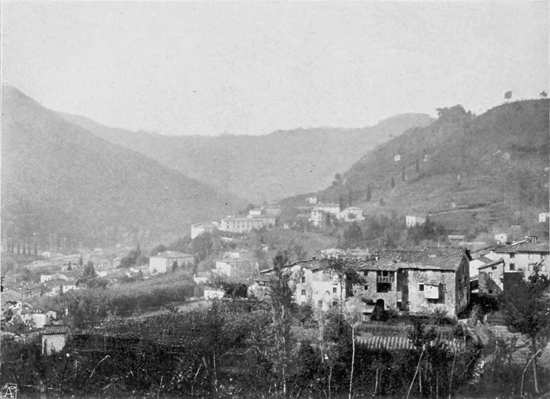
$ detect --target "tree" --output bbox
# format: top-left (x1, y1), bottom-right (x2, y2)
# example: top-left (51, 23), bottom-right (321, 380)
top-left (344, 297), bottom-right (364, 399)
top-left (540, 91), bottom-right (548, 98)
top-left (83, 261), bottom-right (96, 279)
top-left (504, 90), bottom-right (512, 100)
top-left (500, 267), bottom-right (550, 394)
top-left (150, 244), bottom-right (167, 257)
top-left (268, 251), bottom-right (295, 396)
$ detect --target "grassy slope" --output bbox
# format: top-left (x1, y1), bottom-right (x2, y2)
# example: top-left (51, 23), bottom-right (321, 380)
top-left (314, 100), bottom-right (549, 234)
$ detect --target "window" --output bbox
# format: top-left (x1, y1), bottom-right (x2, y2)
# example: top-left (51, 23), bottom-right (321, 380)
top-left (377, 282), bottom-right (392, 293)
top-left (419, 284), bottom-right (424, 291)
top-left (301, 289), bottom-right (306, 296)
top-left (510, 263), bottom-right (515, 271)
top-left (332, 301), bottom-right (338, 307)
top-left (332, 287), bottom-right (337, 294)
top-left (364, 285), bottom-right (368, 290)
top-left (301, 276), bottom-right (306, 283)
top-left (510, 253), bottom-right (515, 259)
top-left (317, 300), bottom-right (322, 307)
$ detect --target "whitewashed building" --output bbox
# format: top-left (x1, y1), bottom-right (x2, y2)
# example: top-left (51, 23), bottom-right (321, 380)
top-left (190, 222), bottom-right (216, 239)
top-left (405, 215), bottom-right (426, 228)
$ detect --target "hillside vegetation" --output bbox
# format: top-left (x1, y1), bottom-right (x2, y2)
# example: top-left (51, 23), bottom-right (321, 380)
top-left (61, 112), bottom-right (433, 202)
top-left (1, 87), bottom-right (244, 248)
top-left (317, 100), bottom-right (549, 234)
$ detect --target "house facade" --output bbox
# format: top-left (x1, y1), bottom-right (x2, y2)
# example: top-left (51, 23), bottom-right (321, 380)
top-left (353, 249), bottom-right (471, 317)
top-left (488, 239), bottom-right (549, 279)
top-left (149, 251), bottom-right (194, 274)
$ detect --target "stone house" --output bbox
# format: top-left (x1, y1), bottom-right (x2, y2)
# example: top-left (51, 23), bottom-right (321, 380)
top-left (259, 248), bottom-right (471, 318)
top-left (352, 249), bottom-right (471, 317)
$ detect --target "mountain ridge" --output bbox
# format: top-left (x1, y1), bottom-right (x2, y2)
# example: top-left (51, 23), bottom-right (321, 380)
top-left (2, 86), bottom-right (244, 248)
top-left (61, 111), bottom-right (433, 202)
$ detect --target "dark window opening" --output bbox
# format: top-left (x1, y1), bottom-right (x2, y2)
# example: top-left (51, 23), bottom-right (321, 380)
top-left (510, 263), bottom-right (515, 271)
top-left (377, 282), bottom-right (392, 293)
top-left (419, 284), bottom-right (424, 291)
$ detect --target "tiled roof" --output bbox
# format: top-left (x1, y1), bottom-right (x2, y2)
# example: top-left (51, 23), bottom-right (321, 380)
top-left (42, 325), bottom-right (70, 335)
top-left (495, 241), bottom-right (549, 254)
top-left (260, 248), bottom-right (468, 274)
top-left (358, 249), bottom-right (468, 272)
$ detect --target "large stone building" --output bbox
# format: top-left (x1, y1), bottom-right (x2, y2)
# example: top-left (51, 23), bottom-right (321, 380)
top-left (219, 216), bottom-right (276, 233)
top-left (260, 248), bottom-right (471, 318)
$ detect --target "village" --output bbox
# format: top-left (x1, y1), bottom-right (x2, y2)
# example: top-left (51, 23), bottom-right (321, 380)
top-left (2, 197), bottom-right (549, 380)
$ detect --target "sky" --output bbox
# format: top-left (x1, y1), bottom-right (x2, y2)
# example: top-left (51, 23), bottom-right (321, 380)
top-left (2, 1), bottom-right (548, 136)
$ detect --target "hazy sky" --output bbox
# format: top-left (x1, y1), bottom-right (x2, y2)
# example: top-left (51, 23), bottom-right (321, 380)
top-left (2, 1), bottom-right (548, 136)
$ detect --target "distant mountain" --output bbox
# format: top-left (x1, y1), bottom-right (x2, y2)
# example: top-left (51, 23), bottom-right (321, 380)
top-left (61, 112), bottom-right (433, 203)
top-left (311, 100), bottom-right (549, 234)
top-left (2, 87), bottom-right (243, 248)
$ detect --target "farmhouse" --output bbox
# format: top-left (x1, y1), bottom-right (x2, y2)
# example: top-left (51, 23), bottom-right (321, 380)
top-left (261, 248), bottom-right (471, 318)
top-left (352, 249), bottom-right (471, 317)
